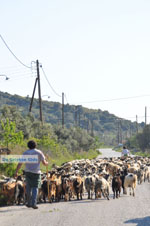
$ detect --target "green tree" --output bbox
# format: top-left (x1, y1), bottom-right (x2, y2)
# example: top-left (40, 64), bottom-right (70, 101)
top-left (0, 118), bottom-right (24, 148)
top-left (136, 125), bottom-right (150, 152)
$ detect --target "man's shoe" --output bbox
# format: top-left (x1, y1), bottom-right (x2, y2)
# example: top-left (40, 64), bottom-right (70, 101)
top-left (26, 204), bottom-right (32, 208)
top-left (32, 205), bottom-right (38, 209)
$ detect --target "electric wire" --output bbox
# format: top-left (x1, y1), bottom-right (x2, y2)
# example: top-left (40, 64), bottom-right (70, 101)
top-left (2, 72), bottom-right (34, 78)
top-left (8, 74), bottom-right (34, 80)
top-left (72, 94), bottom-right (150, 104)
top-left (65, 94), bottom-right (68, 104)
top-left (6, 75), bottom-right (34, 82)
top-left (0, 36), bottom-right (148, 122)
top-left (0, 34), bottom-right (31, 69)
top-left (0, 65), bottom-right (27, 70)
top-left (0, 67), bottom-right (33, 75)
top-left (1, 68), bottom-right (31, 73)
top-left (0, 65), bottom-right (36, 80)
top-left (0, 70), bottom-right (35, 80)
top-left (40, 66), bottom-right (61, 98)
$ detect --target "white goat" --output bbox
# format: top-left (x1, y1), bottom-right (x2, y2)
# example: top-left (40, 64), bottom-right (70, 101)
top-left (124, 173), bottom-right (137, 197)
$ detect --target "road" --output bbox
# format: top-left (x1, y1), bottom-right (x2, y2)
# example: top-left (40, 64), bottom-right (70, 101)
top-left (1, 148), bottom-right (150, 226)
top-left (98, 148), bottom-right (122, 158)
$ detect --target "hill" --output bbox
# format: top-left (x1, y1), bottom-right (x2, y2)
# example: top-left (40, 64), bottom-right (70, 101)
top-left (0, 91), bottom-right (145, 145)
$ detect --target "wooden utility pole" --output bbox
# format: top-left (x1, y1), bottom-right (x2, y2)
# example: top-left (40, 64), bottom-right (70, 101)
top-left (75, 106), bottom-right (78, 127)
top-left (145, 106), bottom-right (147, 126)
top-left (129, 124), bottom-right (132, 138)
top-left (120, 120), bottom-right (122, 144)
top-left (91, 119), bottom-right (94, 137)
top-left (85, 113), bottom-right (89, 132)
top-left (37, 60), bottom-right (43, 123)
top-left (29, 78), bottom-right (38, 112)
top-left (86, 120), bottom-right (88, 132)
top-left (29, 60), bottom-right (43, 123)
top-left (136, 115), bottom-right (138, 134)
top-left (62, 92), bottom-right (64, 128)
top-left (117, 119), bottom-right (120, 144)
top-left (78, 111), bottom-right (81, 128)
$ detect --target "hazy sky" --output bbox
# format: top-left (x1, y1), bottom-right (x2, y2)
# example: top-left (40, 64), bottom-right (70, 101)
top-left (1, 0), bottom-right (150, 123)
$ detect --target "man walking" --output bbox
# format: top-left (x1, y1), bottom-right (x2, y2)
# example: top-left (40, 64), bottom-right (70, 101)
top-left (121, 146), bottom-right (131, 157)
top-left (15, 140), bottom-right (48, 209)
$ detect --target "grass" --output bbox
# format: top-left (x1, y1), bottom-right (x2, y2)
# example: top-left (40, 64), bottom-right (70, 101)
top-left (112, 146), bottom-right (122, 152)
top-left (0, 144), bottom-right (101, 176)
top-left (133, 151), bottom-right (150, 157)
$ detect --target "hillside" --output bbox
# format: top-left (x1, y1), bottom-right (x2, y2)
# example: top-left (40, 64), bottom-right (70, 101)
top-left (0, 91), bottom-right (145, 145)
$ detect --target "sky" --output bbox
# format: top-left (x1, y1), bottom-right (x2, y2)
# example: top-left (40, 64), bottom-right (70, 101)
top-left (1, 0), bottom-right (150, 123)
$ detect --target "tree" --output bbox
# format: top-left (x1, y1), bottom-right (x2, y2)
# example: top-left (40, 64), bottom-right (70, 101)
top-left (0, 118), bottom-right (23, 148)
top-left (136, 125), bottom-right (150, 152)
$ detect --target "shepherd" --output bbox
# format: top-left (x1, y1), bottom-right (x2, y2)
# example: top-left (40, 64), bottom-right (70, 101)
top-left (121, 146), bottom-right (131, 158)
top-left (14, 140), bottom-right (48, 209)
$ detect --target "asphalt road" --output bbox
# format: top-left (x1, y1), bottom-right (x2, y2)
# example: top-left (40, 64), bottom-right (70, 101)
top-left (1, 148), bottom-right (150, 226)
top-left (98, 148), bottom-right (122, 158)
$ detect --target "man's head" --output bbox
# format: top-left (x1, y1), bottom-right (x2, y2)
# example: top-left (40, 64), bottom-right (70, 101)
top-left (27, 140), bottom-right (36, 149)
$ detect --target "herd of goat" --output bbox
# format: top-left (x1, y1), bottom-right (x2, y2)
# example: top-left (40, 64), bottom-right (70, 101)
top-left (0, 155), bottom-right (150, 206)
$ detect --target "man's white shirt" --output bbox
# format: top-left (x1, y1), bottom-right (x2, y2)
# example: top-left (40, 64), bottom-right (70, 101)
top-left (122, 149), bottom-right (130, 156)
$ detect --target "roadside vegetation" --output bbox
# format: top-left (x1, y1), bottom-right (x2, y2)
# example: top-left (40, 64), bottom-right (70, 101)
top-left (0, 91), bottom-right (145, 145)
top-left (114, 125), bottom-right (150, 157)
top-left (1, 104), bottom-right (150, 178)
top-left (125, 125), bottom-right (150, 157)
top-left (0, 106), bottom-right (101, 177)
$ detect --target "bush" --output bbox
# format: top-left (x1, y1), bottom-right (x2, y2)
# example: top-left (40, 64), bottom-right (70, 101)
top-left (0, 163), bottom-right (18, 177)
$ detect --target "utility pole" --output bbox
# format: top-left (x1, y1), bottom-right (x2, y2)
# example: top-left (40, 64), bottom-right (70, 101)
top-left (125, 130), bottom-right (128, 140)
top-left (75, 106), bottom-right (78, 127)
top-left (85, 114), bottom-right (89, 132)
top-left (62, 92), bottom-right (64, 128)
top-left (85, 114), bottom-right (89, 133)
top-left (145, 106), bottom-right (147, 126)
top-left (37, 60), bottom-right (43, 123)
top-left (120, 120), bottom-right (122, 144)
top-left (91, 119), bottom-right (94, 137)
top-left (29, 60), bottom-right (43, 123)
top-left (87, 120), bottom-right (89, 132)
top-left (29, 77), bottom-right (38, 112)
top-left (78, 111), bottom-right (80, 128)
top-left (117, 119), bottom-right (120, 144)
top-left (129, 124), bottom-right (132, 138)
top-left (136, 115), bottom-right (138, 134)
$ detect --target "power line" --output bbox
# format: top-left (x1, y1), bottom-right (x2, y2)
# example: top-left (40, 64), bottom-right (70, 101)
top-left (40, 65), bottom-right (61, 98)
top-left (6, 72), bottom-right (33, 77)
top-left (0, 65), bottom-right (27, 70)
top-left (0, 34), bottom-right (31, 69)
top-left (65, 94), bottom-right (68, 104)
top-left (5, 75), bottom-right (33, 82)
top-left (72, 94), bottom-right (150, 104)
top-left (9, 74), bottom-right (33, 80)
top-left (1, 68), bottom-right (31, 74)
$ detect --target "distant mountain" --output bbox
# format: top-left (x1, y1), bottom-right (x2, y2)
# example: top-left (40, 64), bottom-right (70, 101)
top-left (0, 91), bottom-right (145, 145)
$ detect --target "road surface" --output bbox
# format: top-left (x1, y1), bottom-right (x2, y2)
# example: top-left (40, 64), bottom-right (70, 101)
top-left (1, 148), bottom-right (150, 226)
top-left (98, 148), bottom-right (122, 158)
